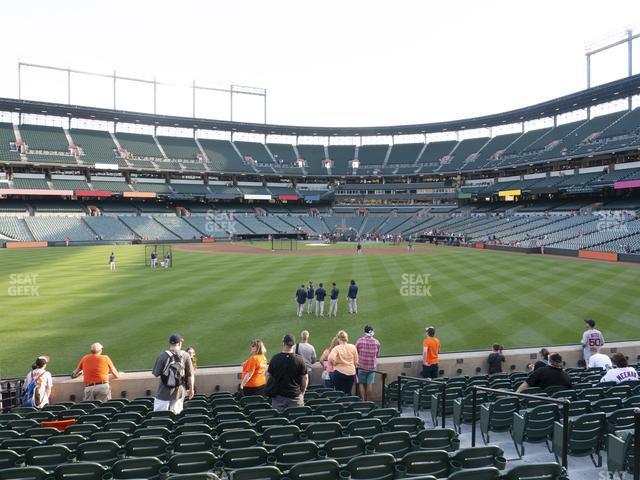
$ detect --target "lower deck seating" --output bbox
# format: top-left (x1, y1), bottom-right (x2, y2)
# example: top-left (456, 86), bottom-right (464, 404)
top-left (23, 217), bottom-right (95, 242)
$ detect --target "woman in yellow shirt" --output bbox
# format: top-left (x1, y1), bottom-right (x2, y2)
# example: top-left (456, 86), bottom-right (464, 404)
top-left (241, 339), bottom-right (268, 396)
top-left (328, 330), bottom-right (359, 394)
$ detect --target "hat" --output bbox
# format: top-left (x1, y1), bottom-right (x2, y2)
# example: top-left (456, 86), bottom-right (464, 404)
top-left (282, 334), bottom-right (295, 346)
top-left (169, 334), bottom-right (184, 345)
top-left (584, 319), bottom-right (596, 328)
top-left (38, 355), bottom-right (50, 363)
top-left (364, 325), bottom-right (374, 335)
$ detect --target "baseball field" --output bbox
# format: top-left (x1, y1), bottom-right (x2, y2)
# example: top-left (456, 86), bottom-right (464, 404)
top-left (1, 241), bottom-right (639, 378)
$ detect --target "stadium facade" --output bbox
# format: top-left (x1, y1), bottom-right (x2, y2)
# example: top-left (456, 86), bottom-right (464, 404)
top-left (1, 75), bottom-right (640, 259)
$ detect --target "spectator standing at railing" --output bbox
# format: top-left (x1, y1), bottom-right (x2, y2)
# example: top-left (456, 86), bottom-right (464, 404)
top-left (421, 326), bottom-right (440, 379)
top-left (487, 343), bottom-right (505, 375)
top-left (319, 336), bottom-right (339, 388)
top-left (581, 319), bottom-right (604, 363)
top-left (356, 325), bottom-right (381, 401)
top-left (71, 343), bottom-right (120, 402)
top-left (329, 330), bottom-right (359, 394)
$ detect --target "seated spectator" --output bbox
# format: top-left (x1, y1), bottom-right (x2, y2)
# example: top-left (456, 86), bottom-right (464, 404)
top-left (587, 347), bottom-right (612, 370)
top-left (600, 353), bottom-right (638, 384)
top-left (517, 353), bottom-right (572, 392)
top-left (487, 343), bottom-right (505, 375)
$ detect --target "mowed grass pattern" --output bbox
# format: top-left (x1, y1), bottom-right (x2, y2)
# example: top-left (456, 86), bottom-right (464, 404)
top-left (0, 244), bottom-right (639, 377)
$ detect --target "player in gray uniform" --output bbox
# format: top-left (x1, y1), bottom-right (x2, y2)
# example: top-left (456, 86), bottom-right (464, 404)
top-left (328, 282), bottom-right (339, 318)
top-left (581, 319), bottom-right (604, 363)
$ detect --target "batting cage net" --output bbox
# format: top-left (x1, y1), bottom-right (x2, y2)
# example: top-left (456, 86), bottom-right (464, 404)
top-left (145, 244), bottom-right (173, 267)
top-left (271, 237), bottom-right (298, 251)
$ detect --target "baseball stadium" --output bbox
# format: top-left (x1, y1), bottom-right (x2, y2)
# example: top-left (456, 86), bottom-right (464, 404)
top-left (1, 3), bottom-right (640, 480)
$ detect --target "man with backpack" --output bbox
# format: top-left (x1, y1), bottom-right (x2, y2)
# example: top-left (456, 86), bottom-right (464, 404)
top-left (152, 334), bottom-right (194, 414)
top-left (23, 356), bottom-right (53, 409)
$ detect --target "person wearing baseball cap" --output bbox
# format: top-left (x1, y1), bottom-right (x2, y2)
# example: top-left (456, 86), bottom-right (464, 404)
top-left (581, 319), bottom-right (604, 364)
top-left (421, 326), bottom-right (440, 379)
top-left (71, 343), bottom-right (119, 402)
top-left (151, 334), bottom-right (194, 414)
top-left (356, 325), bottom-right (380, 401)
top-left (25, 355), bottom-right (53, 409)
top-left (517, 352), bottom-right (572, 392)
top-left (265, 334), bottom-right (308, 411)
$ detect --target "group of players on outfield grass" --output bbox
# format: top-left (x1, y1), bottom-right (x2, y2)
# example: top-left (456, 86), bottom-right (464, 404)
top-left (295, 280), bottom-right (358, 318)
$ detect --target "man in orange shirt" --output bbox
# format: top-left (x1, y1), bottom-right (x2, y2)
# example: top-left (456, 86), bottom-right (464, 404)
top-left (71, 342), bottom-right (120, 401)
top-left (421, 326), bottom-right (441, 379)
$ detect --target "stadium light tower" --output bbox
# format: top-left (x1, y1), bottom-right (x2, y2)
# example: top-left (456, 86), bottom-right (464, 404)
top-left (17, 62), bottom-right (267, 123)
top-left (584, 26), bottom-right (639, 115)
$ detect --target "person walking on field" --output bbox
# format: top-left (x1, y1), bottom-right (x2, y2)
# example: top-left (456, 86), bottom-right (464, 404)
top-left (306, 281), bottom-right (315, 315)
top-left (315, 283), bottom-right (327, 317)
top-left (328, 282), bottom-right (339, 318)
top-left (295, 284), bottom-right (307, 318)
top-left (71, 343), bottom-right (120, 401)
top-left (421, 326), bottom-right (441, 379)
top-left (347, 279), bottom-right (358, 314)
top-left (109, 252), bottom-right (116, 271)
top-left (152, 334), bottom-right (194, 414)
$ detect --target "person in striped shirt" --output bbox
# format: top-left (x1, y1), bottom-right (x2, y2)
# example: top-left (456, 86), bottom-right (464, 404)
top-left (355, 325), bottom-right (381, 401)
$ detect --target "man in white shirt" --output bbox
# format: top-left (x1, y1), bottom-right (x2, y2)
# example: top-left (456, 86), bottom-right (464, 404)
top-left (581, 319), bottom-right (604, 363)
top-left (600, 353), bottom-right (638, 384)
top-left (587, 347), bottom-right (612, 370)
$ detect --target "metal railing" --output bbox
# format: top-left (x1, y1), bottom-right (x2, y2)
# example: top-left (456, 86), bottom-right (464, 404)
top-left (470, 385), bottom-right (571, 469)
top-left (635, 408), bottom-right (639, 480)
top-left (397, 375), bottom-right (447, 426)
top-left (1, 378), bottom-right (24, 413)
top-left (355, 367), bottom-right (388, 407)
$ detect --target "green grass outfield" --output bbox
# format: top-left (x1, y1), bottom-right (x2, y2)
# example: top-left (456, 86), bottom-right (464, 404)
top-left (0, 242), bottom-right (639, 377)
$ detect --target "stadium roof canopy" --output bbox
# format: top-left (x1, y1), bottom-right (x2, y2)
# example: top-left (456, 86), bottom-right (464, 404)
top-left (1, 74), bottom-right (640, 136)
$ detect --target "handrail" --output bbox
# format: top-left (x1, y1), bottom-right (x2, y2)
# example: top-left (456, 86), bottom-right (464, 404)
top-left (634, 408), bottom-right (639, 480)
top-left (1, 378), bottom-right (24, 413)
top-left (355, 367), bottom-right (388, 407)
top-left (470, 385), bottom-right (571, 469)
top-left (397, 375), bottom-right (447, 427)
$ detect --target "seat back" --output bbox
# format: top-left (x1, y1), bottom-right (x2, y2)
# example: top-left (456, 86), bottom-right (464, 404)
top-left (346, 418), bottom-right (383, 438)
top-left (568, 413), bottom-right (606, 455)
top-left (52, 461), bottom-right (107, 480)
top-left (270, 441), bottom-right (318, 467)
top-left (413, 428), bottom-right (460, 451)
top-left (0, 466), bottom-right (49, 480)
top-left (399, 450), bottom-right (450, 478)
top-left (221, 446), bottom-right (269, 470)
top-left (450, 446), bottom-right (506, 469)
top-left (111, 456), bottom-right (164, 479)
top-left (124, 436), bottom-right (169, 458)
top-left (172, 433), bottom-right (216, 453)
top-left (384, 416), bottom-right (424, 434)
top-left (261, 425), bottom-right (300, 448)
top-left (502, 462), bottom-right (567, 480)
top-left (216, 429), bottom-right (259, 451)
top-left (368, 431), bottom-right (412, 458)
top-left (167, 451), bottom-right (218, 475)
top-left (346, 452), bottom-right (396, 480)
top-left (302, 422), bottom-right (342, 443)
top-left (25, 445), bottom-right (72, 469)
top-left (523, 404), bottom-right (559, 441)
top-left (322, 436), bottom-right (366, 465)
top-left (286, 459), bottom-right (341, 480)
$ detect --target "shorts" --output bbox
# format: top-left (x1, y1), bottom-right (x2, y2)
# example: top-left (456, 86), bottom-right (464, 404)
top-left (357, 371), bottom-right (376, 385)
top-left (153, 397), bottom-right (185, 414)
top-left (421, 364), bottom-right (439, 379)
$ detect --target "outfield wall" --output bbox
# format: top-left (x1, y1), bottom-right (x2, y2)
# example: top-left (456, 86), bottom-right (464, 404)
top-left (48, 340), bottom-right (640, 404)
